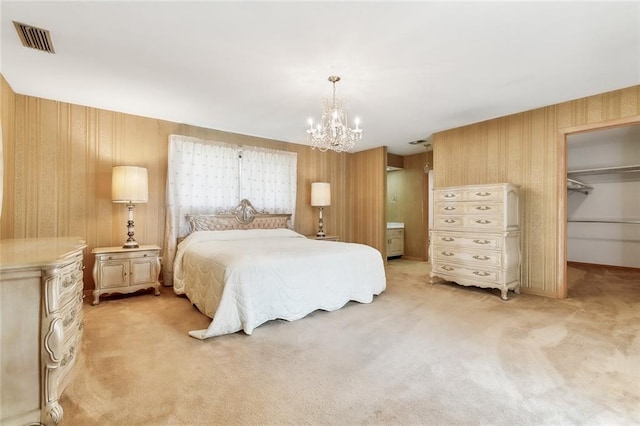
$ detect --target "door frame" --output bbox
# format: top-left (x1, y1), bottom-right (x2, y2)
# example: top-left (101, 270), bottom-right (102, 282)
top-left (556, 115), bottom-right (640, 298)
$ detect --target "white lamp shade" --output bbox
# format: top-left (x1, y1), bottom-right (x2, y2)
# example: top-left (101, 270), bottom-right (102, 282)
top-left (311, 182), bottom-right (331, 207)
top-left (112, 166), bottom-right (149, 203)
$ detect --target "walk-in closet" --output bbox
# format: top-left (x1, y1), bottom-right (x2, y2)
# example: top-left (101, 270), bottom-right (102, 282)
top-left (566, 125), bottom-right (640, 296)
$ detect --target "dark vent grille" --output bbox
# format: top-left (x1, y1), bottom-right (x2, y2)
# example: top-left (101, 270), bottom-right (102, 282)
top-left (13, 21), bottom-right (55, 53)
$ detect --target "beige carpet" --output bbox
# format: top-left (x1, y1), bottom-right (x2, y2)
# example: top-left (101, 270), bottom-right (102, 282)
top-left (61, 260), bottom-right (640, 425)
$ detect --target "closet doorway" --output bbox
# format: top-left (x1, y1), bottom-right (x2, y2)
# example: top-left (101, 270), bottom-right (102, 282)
top-left (558, 117), bottom-right (640, 298)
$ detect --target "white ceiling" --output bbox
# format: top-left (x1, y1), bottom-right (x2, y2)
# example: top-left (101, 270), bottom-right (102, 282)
top-left (1, 1), bottom-right (639, 155)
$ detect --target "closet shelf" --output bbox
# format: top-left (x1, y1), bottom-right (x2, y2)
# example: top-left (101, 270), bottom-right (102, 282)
top-left (567, 164), bottom-right (640, 177)
top-left (568, 219), bottom-right (640, 224)
top-left (567, 178), bottom-right (593, 194)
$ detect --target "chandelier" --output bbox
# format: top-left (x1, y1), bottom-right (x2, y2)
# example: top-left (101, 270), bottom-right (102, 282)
top-left (306, 76), bottom-right (362, 153)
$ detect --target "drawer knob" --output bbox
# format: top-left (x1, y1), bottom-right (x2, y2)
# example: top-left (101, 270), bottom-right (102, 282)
top-left (472, 255), bottom-right (490, 261)
top-left (475, 220), bottom-right (491, 224)
top-left (473, 239), bottom-right (491, 245)
top-left (442, 266), bottom-right (455, 271)
top-left (441, 251), bottom-right (454, 256)
top-left (475, 192), bottom-right (492, 197)
top-left (444, 206), bottom-right (456, 211)
top-left (473, 271), bottom-right (491, 277)
top-left (444, 219), bottom-right (456, 224)
top-left (443, 193), bottom-right (456, 198)
top-left (441, 237), bottom-right (455, 242)
top-left (475, 206), bottom-right (492, 211)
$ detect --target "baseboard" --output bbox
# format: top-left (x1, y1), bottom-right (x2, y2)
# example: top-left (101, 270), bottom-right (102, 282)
top-left (568, 261), bottom-right (640, 272)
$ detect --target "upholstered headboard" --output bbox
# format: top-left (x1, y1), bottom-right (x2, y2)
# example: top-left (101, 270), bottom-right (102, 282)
top-left (185, 199), bottom-right (292, 233)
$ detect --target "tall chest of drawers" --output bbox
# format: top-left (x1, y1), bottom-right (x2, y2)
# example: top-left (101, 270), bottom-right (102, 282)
top-left (429, 183), bottom-right (521, 300)
top-left (0, 237), bottom-right (86, 426)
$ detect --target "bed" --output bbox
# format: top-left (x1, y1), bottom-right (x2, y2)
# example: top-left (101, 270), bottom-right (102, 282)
top-left (172, 199), bottom-right (386, 339)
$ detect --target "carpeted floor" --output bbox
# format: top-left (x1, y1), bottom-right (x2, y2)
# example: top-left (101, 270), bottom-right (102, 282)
top-left (61, 260), bottom-right (640, 425)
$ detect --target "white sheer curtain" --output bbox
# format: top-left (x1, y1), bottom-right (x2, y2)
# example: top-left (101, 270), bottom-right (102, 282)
top-left (164, 135), bottom-right (239, 285)
top-left (163, 134), bottom-right (297, 285)
top-left (240, 146), bottom-right (297, 215)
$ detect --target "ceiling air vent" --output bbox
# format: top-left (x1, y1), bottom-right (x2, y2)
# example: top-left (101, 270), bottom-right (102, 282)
top-left (13, 21), bottom-right (55, 53)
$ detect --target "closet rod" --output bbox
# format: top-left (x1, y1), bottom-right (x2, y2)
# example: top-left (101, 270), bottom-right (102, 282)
top-left (567, 165), bottom-right (640, 176)
top-left (568, 220), bottom-right (640, 224)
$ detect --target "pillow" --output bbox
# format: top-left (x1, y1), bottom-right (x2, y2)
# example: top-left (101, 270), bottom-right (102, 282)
top-left (186, 214), bottom-right (290, 233)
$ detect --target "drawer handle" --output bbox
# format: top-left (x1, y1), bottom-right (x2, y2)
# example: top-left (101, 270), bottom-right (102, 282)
top-left (444, 219), bottom-right (456, 224)
top-left (108, 256), bottom-right (113, 260)
top-left (473, 239), bottom-right (491, 245)
top-left (475, 206), bottom-right (492, 211)
top-left (62, 277), bottom-right (74, 288)
top-left (143, 254), bottom-right (148, 257)
top-left (63, 310), bottom-right (76, 327)
top-left (472, 255), bottom-right (491, 261)
top-left (443, 206), bottom-right (456, 211)
top-left (443, 193), bottom-right (456, 198)
top-left (475, 192), bottom-right (492, 197)
top-left (442, 266), bottom-right (455, 271)
top-left (441, 251), bottom-right (454, 256)
top-left (79, 321), bottom-right (84, 331)
top-left (475, 220), bottom-right (492, 224)
top-left (61, 346), bottom-right (75, 367)
top-left (473, 271), bottom-right (491, 277)
top-left (441, 237), bottom-right (455, 242)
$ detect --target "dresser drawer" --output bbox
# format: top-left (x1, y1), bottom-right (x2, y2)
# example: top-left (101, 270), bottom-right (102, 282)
top-left (437, 202), bottom-right (503, 216)
top-left (57, 331), bottom-right (82, 393)
top-left (432, 246), bottom-right (502, 268)
top-left (431, 232), bottom-right (504, 250)
top-left (436, 189), bottom-right (465, 202)
top-left (434, 215), bottom-right (503, 230)
top-left (60, 293), bottom-right (83, 344)
top-left (431, 261), bottom-right (502, 284)
top-left (58, 255), bottom-right (84, 304)
top-left (435, 186), bottom-right (505, 203)
top-left (463, 187), bottom-right (504, 202)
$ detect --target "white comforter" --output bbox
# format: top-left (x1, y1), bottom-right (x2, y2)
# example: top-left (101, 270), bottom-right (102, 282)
top-left (173, 229), bottom-right (386, 339)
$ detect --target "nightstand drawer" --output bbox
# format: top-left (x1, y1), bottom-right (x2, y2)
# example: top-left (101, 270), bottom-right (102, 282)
top-left (94, 249), bottom-right (158, 262)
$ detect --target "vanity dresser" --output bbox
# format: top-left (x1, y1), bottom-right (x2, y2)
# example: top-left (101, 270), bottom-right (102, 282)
top-left (429, 183), bottom-right (521, 300)
top-left (0, 237), bottom-right (86, 425)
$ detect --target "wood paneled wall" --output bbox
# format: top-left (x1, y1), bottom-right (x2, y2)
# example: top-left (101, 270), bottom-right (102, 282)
top-left (349, 147), bottom-right (387, 256)
top-left (402, 152), bottom-right (428, 260)
top-left (433, 85), bottom-right (640, 298)
top-left (0, 75), bottom-right (16, 236)
top-left (1, 89), bottom-right (355, 289)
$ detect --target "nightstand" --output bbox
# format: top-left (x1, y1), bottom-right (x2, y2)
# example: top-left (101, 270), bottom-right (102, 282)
top-left (91, 245), bottom-right (161, 305)
top-left (306, 235), bottom-right (340, 241)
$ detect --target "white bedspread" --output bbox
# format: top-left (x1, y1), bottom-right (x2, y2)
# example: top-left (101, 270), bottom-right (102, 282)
top-left (173, 229), bottom-right (386, 339)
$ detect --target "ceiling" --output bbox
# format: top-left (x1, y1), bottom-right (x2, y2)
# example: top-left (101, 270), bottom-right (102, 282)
top-left (1, 1), bottom-right (639, 155)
